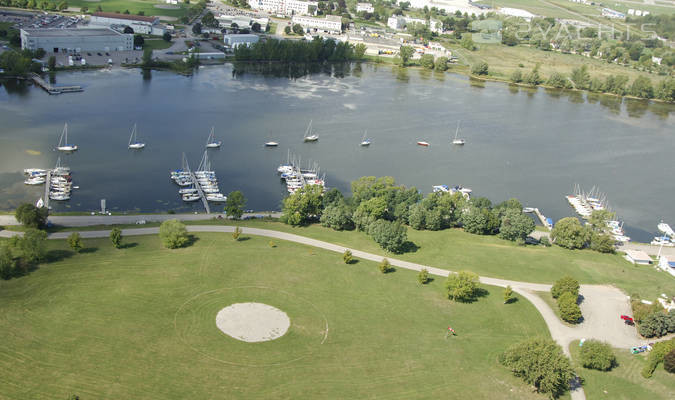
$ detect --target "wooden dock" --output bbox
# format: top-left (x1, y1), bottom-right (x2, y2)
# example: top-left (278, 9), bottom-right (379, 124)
top-left (524, 207), bottom-right (553, 230)
top-left (30, 73), bottom-right (83, 95)
top-left (189, 172), bottom-right (211, 214)
top-left (43, 170), bottom-right (51, 209)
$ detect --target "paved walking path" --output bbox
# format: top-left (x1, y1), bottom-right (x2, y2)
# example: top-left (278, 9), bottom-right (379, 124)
top-left (6, 224), bottom-right (663, 400)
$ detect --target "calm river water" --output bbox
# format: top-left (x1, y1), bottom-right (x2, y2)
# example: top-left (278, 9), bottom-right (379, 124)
top-left (0, 64), bottom-right (673, 241)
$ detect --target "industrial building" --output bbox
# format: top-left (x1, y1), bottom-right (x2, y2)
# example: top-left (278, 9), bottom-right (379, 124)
top-left (90, 12), bottom-right (165, 35)
top-left (20, 28), bottom-right (133, 52)
top-left (223, 34), bottom-right (260, 48)
top-left (291, 15), bottom-right (342, 34)
top-left (248, 0), bottom-right (317, 16)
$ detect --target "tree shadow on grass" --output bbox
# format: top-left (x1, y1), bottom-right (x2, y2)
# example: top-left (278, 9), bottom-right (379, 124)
top-left (400, 241), bottom-right (419, 254)
top-left (456, 287), bottom-right (490, 304)
top-left (45, 249), bottom-right (75, 262)
top-left (79, 247), bottom-right (98, 254)
top-left (235, 237), bottom-right (251, 242)
top-left (184, 235), bottom-right (199, 247)
top-left (119, 242), bottom-right (138, 249)
top-left (504, 297), bottom-right (519, 305)
top-left (346, 259), bottom-right (359, 265)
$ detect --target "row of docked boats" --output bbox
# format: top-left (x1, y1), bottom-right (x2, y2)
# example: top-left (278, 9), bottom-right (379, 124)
top-left (277, 154), bottom-right (326, 194)
top-left (170, 152), bottom-right (227, 203)
top-left (23, 158), bottom-right (76, 201)
top-left (566, 185), bottom-right (630, 242)
top-left (652, 222), bottom-right (675, 247)
top-left (432, 184), bottom-right (472, 199)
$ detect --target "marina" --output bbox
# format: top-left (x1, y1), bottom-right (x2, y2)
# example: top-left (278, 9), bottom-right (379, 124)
top-left (277, 152), bottom-right (326, 194)
top-left (23, 157), bottom-right (75, 208)
top-left (170, 151), bottom-right (229, 214)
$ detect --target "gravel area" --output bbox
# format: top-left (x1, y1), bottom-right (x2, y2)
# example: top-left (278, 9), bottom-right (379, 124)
top-left (215, 302), bottom-right (290, 342)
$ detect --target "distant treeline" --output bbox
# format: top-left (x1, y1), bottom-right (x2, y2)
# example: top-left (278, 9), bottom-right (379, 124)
top-left (233, 37), bottom-right (367, 63)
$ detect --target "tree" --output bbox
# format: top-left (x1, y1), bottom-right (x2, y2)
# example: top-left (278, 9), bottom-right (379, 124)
top-left (418, 268), bottom-right (429, 284)
top-left (123, 26), bottom-right (134, 34)
top-left (201, 11), bottom-right (218, 28)
top-left (342, 249), bottom-right (353, 264)
top-left (589, 233), bottom-right (615, 254)
top-left (500, 337), bottom-right (575, 398)
top-left (570, 65), bottom-right (590, 90)
top-left (224, 190), bottom-right (246, 220)
top-left (192, 22), bottom-right (202, 35)
top-left (320, 202), bottom-right (354, 230)
top-left (460, 34), bottom-right (475, 50)
top-left (510, 70), bottom-right (523, 83)
top-left (546, 72), bottom-right (570, 89)
top-left (17, 228), bottom-right (47, 266)
top-left (0, 245), bottom-right (17, 280)
top-left (524, 65), bottom-right (542, 86)
top-left (251, 22), bottom-right (261, 32)
top-left (284, 25), bottom-right (291, 35)
top-left (630, 76), bottom-right (654, 99)
top-left (142, 48), bottom-right (152, 66)
top-left (504, 285), bottom-right (513, 304)
top-left (642, 338), bottom-right (675, 378)
top-left (57, 0), bottom-right (67, 10)
top-left (664, 349), bottom-right (675, 373)
top-left (67, 232), bottom-right (83, 253)
top-left (558, 291), bottom-right (582, 323)
top-left (368, 220), bottom-right (408, 253)
top-left (588, 209), bottom-right (614, 232)
top-left (540, 236), bottom-right (551, 247)
top-left (354, 43), bottom-right (367, 59)
top-left (292, 23), bottom-right (304, 35)
top-left (353, 196), bottom-right (387, 231)
top-left (47, 55), bottom-right (56, 70)
top-left (580, 340), bottom-right (616, 371)
top-left (232, 226), bottom-right (242, 241)
top-left (399, 45), bottom-right (414, 66)
top-left (551, 276), bottom-right (579, 299)
top-left (162, 32), bottom-right (172, 42)
top-left (445, 270), bottom-right (479, 302)
top-left (110, 227), bottom-right (122, 248)
top-left (471, 61), bottom-right (488, 75)
top-left (461, 206), bottom-right (498, 235)
top-left (499, 209), bottom-right (535, 242)
top-left (420, 54), bottom-right (434, 69)
top-left (435, 56), bottom-right (448, 71)
top-left (379, 258), bottom-right (390, 273)
top-left (159, 219), bottom-right (189, 249)
top-left (15, 203), bottom-right (48, 229)
top-left (639, 312), bottom-right (671, 338)
top-left (133, 34), bottom-right (144, 48)
top-left (551, 217), bottom-right (589, 249)
top-left (281, 185), bottom-right (323, 226)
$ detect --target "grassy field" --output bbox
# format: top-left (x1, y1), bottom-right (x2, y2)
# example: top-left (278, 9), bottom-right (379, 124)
top-left (3, 217), bottom-right (672, 298)
top-left (448, 43), bottom-right (668, 85)
top-left (66, 0), bottom-right (186, 18)
top-left (143, 39), bottom-right (173, 51)
top-left (569, 341), bottom-right (675, 399)
top-left (0, 233), bottom-right (552, 399)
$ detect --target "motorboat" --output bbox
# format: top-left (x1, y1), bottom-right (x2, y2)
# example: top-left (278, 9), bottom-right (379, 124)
top-left (182, 193), bottom-right (201, 202)
top-left (417, 141), bottom-right (430, 147)
top-left (24, 177), bottom-right (46, 185)
top-left (206, 193), bottom-right (227, 202)
top-left (265, 141), bottom-right (279, 147)
top-left (24, 168), bottom-right (47, 175)
top-left (179, 187), bottom-right (198, 194)
top-left (360, 131), bottom-right (370, 146)
top-left (651, 236), bottom-right (674, 247)
top-left (56, 123), bottom-right (78, 152)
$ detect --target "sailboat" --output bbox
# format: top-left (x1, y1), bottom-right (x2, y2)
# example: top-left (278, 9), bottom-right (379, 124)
top-left (452, 121), bottom-right (465, 145)
top-left (206, 127), bottom-right (222, 148)
top-left (360, 130), bottom-right (371, 146)
top-left (303, 120), bottom-right (319, 142)
top-left (264, 135), bottom-right (279, 147)
top-left (56, 123), bottom-right (78, 151)
top-left (128, 123), bottom-right (145, 149)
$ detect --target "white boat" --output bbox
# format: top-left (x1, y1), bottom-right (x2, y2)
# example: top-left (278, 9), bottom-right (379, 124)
top-left (206, 193), bottom-right (227, 202)
top-left (658, 222), bottom-right (674, 238)
top-left (432, 185), bottom-right (449, 193)
top-left (36, 197), bottom-right (44, 208)
top-left (202, 187), bottom-right (220, 194)
top-left (360, 130), bottom-right (371, 146)
top-left (56, 123), bottom-right (78, 152)
top-left (651, 236), bottom-right (674, 246)
top-left (206, 127), bottom-right (222, 148)
top-left (24, 168), bottom-right (47, 175)
top-left (179, 187), bottom-right (198, 194)
top-left (417, 141), bottom-right (430, 147)
top-left (182, 193), bottom-right (201, 202)
top-left (265, 141), bottom-right (279, 147)
top-left (303, 120), bottom-right (319, 142)
top-left (24, 178), bottom-right (46, 185)
top-left (49, 193), bottom-right (70, 201)
top-left (128, 123), bottom-right (146, 149)
top-left (452, 121), bottom-right (465, 145)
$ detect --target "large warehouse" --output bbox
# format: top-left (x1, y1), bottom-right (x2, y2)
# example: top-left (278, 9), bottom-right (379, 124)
top-left (90, 12), bottom-right (165, 35)
top-left (21, 28), bottom-right (133, 52)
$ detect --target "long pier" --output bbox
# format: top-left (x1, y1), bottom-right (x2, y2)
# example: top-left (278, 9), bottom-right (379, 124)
top-left (30, 73), bottom-right (83, 95)
top-left (189, 172), bottom-right (210, 214)
top-left (43, 170), bottom-right (51, 209)
top-left (533, 208), bottom-right (552, 230)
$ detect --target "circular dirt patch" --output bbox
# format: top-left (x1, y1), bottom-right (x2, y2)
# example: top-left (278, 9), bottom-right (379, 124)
top-left (216, 302), bottom-right (290, 342)
top-left (154, 4), bottom-right (179, 9)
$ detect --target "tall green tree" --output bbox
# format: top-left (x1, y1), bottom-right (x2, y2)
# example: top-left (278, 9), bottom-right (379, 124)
top-left (15, 203), bottom-right (48, 229)
top-left (281, 185), bottom-right (323, 226)
top-left (471, 61), bottom-right (488, 75)
top-left (498, 209), bottom-right (535, 242)
top-left (420, 54), bottom-right (435, 69)
top-left (367, 219), bottom-right (408, 253)
top-left (224, 190), bottom-right (246, 220)
top-left (399, 45), bottom-right (414, 66)
top-left (551, 217), bottom-right (590, 249)
top-left (570, 65), bottom-right (590, 90)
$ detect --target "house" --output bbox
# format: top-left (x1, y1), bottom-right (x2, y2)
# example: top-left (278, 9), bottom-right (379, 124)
top-left (658, 255), bottom-right (675, 277)
top-left (356, 2), bottom-right (374, 13)
top-left (624, 250), bottom-right (652, 265)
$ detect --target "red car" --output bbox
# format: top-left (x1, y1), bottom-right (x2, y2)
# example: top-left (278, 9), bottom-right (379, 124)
top-left (621, 315), bottom-right (634, 325)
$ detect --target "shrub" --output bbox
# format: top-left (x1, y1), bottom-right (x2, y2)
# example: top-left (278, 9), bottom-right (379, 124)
top-left (664, 349), bottom-right (675, 373)
top-left (418, 268), bottom-right (429, 284)
top-left (539, 236), bottom-right (551, 247)
top-left (67, 232), bottom-right (83, 253)
top-left (500, 337), bottom-right (575, 398)
top-left (159, 219), bottom-right (189, 249)
top-left (471, 61), bottom-right (488, 75)
top-left (551, 276), bottom-right (580, 299)
top-left (15, 203), bottom-right (48, 229)
top-left (631, 298), bottom-right (662, 324)
top-left (639, 312), bottom-right (670, 338)
top-left (642, 338), bottom-right (675, 378)
top-left (110, 227), bottom-right (122, 249)
top-left (504, 285), bottom-right (513, 304)
top-left (558, 291), bottom-right (582, 323)
top-left (232, 226), bottom-right (242, 241)
top-left (580, 340), bottom-right (616, 371)
top-left (445, 271), bottom-right (479, 302)
top-left (368, 220), bottom-right (408, 253)
top-left (343, 249), bottom-right (353, 264)
top-left (379, 258), bottom-right (390, 273)
top-left (268, 240), bottom-right (276, 248)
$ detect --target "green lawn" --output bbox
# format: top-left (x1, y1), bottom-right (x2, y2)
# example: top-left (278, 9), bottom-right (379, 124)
top-left (0, 233), bottom-right (551, 399)
top-left (143, 39), bottom-right (173, 51)
top-left (569, 341), bottom-right (675, 399)
top-left (66, 0), bottom-right (186, 18)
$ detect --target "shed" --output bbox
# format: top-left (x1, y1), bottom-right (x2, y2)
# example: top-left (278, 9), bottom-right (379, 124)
top-left (624, 250), bottom-right (652, 265)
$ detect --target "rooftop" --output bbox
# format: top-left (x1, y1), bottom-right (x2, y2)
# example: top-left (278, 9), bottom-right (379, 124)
top-left (21, 28), bottom-right (126, 37)
top-left (92, 12), bottom-right (158, 23)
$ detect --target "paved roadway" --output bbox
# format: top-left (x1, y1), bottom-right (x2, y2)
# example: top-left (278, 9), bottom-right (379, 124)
top-left (7, 223), bottom-right (670, 399)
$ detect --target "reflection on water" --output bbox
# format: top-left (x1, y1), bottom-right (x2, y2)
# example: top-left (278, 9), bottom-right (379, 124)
top-left (0, 65), bottom-right (673, 242)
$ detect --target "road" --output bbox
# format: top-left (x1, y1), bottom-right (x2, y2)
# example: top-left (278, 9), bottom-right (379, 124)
top-left (7, 223), bottom-right (668, 399)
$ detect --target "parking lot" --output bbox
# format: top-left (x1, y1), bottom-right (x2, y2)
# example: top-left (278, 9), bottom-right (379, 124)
top-left (0, 10), bottom-right (84, 30)
top-left (50, 50), bottom-right (145, 67)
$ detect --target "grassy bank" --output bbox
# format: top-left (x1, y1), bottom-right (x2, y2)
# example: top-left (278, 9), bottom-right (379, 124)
top-left (0, 233), bottom-right (549, 399)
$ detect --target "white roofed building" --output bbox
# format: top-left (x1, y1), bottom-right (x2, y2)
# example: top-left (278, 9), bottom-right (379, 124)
top-left (248, 0), bottom-right (317, 15)
top-left (90, 12), bottom-right (165, 35)
top-left (356, 2), bottom-right (374, 13)
top-left (291, 15), bottom-right (342, 34)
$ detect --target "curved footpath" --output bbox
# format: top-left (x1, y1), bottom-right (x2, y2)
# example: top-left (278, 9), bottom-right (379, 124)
top-left (3, 224), bottom-right (659, 400)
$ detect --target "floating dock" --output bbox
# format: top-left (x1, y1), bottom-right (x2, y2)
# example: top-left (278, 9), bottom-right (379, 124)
top-left (43, 170), bottom-right (51, 209)
top-left (189, 171), bottom-right (211, 214)
top-left (30, 73), bottom-right (83, 95)
top-left (524, 207), bottom-right (553, 230)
